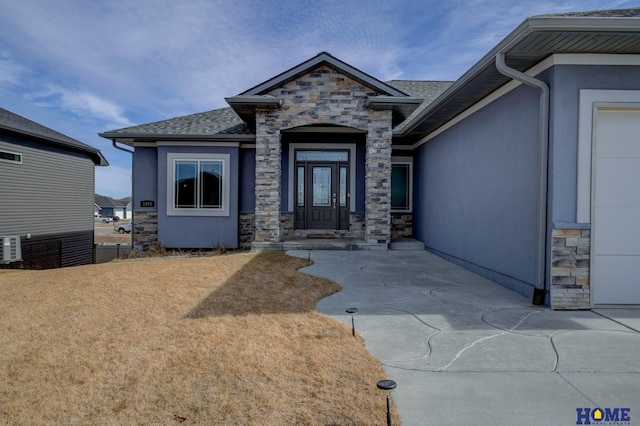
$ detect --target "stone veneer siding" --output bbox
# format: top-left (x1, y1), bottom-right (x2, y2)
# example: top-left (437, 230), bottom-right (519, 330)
top-left (550, 228), bottom-right (591, 310)
top-left (365, 115), bottom-right (393, 244)
top-left (280, 213), bottom-right (294, 239)
top-left (239, 213), bottom-right (255, 249)
top-left (391, 213), bottom-right (413, 238)
top-left (254, 113), bottom-right (282, 243)
top-left (132, 211), bottom-right (158, 252)
top-left (253, 65), bottom-right (393, 246)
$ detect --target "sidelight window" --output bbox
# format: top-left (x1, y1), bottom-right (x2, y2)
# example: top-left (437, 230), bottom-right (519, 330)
top-left (391, 159), bottom-right (412, 212)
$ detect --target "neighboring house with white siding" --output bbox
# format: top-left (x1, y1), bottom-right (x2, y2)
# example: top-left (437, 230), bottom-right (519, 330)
top-left (95, 194), bottom-right (131, 219)
top-left (0, 107), bottom-right (108, 269)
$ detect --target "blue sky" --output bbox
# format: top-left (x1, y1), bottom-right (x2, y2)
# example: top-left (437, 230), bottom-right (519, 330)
top-left (1, 0), bottom-right (636, 198)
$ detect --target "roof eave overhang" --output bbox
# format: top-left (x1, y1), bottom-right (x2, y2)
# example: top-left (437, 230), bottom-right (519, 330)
top-left (224, 96), bottom-right (283, 124)
top-left (1, 123), bottom-right (108, 166)
top-left (396, 13), bottom-right (640, 140)
top-left (98, 132), bottom-right (256, 147)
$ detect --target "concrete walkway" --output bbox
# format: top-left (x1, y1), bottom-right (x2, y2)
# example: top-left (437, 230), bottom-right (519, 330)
top-left (289, 249), bottom-right (640, 426)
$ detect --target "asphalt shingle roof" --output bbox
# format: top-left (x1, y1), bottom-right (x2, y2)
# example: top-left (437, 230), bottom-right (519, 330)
top-left (386, 80), bottom-right (454, 133)
top-left (103, 81), bottom-right (454, 138)
top-left (95, 194), bottom-right (129, 208)
top-left (101, 107), bottom-right (250, 137)
top-left (537, 7), bottom-right (640, 17)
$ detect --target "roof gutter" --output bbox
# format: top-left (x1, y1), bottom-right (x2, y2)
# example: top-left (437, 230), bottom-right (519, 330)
top-left (112, 139), bottom-right (133, 154)
top-left (495, 52), bottom-right (548, 306)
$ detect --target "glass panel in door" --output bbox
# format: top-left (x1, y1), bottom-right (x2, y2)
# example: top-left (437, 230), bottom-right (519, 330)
top-left (312, 167), bottom-right (332, 206)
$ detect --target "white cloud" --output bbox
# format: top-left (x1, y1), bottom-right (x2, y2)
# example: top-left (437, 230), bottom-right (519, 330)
top-left (95, 164), bottom-right (132, 199)
top-left (53, 87), bottom-right (133, 127)
top-left (26, 85), bottom-right (132, 128)
top-left (0, 51), bottom-right (26, 86)
top-left (0, 0), bottom-right (415, 117)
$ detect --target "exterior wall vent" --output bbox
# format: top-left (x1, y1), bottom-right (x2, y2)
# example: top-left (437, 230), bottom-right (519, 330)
top-left (1, 236), bottom-right (22, 263)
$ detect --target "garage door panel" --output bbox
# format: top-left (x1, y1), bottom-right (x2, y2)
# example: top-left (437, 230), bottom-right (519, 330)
top-left (592, 256), bottom-right (640, 304)
top-left (594, 158), bottom-right (640, 206)
top-left (594, 110), bottom-right (640, 157)
top-left (593, 206), bottom-right (640, 255)
top-left (592, 108), bottom-right (640, 305)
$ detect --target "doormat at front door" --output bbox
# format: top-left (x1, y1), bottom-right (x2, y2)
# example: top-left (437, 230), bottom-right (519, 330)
top-left (307, 234), bottom-right (336, 239)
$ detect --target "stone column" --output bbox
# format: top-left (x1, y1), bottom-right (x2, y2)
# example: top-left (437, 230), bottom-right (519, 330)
top-left (365, 112), bottom-right (393, 244)
top-left (132, 211), bottom-right (158, 252)
top-left (550, 227), bottom-right (591, 309)
top-left (254, 111), bottom-right (281, 242)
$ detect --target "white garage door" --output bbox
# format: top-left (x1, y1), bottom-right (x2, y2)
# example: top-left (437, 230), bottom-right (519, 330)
top-left (592, 108), bottom-right (640, 305)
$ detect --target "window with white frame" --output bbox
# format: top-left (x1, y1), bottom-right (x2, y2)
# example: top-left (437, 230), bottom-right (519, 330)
top-left (0, 150), bottom-right (22, 164)
top-left (391, 158), bottom-right (412, 212)
top-left (167, 153), bottom-right (230, 216)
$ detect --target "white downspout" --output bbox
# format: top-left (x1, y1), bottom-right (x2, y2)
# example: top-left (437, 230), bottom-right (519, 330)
top-left (495, 52), bottom-right (549, 305)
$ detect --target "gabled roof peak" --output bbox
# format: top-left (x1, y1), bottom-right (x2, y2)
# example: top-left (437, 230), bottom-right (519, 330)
top-left (238, 51), bottom-right (409, 98)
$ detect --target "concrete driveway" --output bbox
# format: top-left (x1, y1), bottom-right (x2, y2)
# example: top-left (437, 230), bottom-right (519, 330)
top-left (289, 250), bottom-right (640, 426)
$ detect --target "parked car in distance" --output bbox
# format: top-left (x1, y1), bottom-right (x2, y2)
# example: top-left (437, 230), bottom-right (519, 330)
top-left (114, 222), bottom-right (131, 233)
top-left (95, 215), bottom-right (112, 223)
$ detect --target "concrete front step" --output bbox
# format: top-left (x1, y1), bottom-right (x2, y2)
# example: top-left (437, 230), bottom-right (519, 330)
top-left (252, 237), bottom-right (424, 251)
top-left (252, 240), bottom-right (387, 251)
top-left (389, 238), bottom-right (425, 251)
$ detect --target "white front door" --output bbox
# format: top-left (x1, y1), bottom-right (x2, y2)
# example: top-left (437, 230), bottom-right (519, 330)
top-left (592, 108), bottom-right (640, 305)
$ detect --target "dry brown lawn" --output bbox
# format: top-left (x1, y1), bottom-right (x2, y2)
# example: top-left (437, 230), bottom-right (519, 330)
top-left (0, 252), bottom-right (399, 425)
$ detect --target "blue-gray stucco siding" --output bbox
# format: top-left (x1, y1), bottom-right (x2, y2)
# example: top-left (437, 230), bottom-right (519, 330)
top-left (239, 148), bottom-right (255, 213)
top-left (413, 83), bottom-right (540, 297)
top-left (413, 63), bottom-right (640, 300)
top-left (132, 145), bottom-right (240, 249)
top-left (133, 146), bottom-right (157, 211)
top-left (548, 64), bottom-right (640, 225)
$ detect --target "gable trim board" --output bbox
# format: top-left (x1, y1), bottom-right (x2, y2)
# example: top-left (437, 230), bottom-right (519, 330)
top-left (239, 51), bottom-right (409, 98)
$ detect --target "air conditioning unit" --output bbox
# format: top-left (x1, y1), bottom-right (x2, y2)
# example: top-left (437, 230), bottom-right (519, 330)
top-left (1, 236), bottom-right (22, 263)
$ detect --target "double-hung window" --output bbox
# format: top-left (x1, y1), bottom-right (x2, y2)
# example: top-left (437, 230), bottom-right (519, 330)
top-left (391, 157), bottom-right (412, 212)
top-left (167, 153), bottom-right (230, 216)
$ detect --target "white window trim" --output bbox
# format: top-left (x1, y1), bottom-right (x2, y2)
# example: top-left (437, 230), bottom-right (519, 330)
top-left (166, 153), bottom-right (230, 217)
top-left (0, 150), bottom-right (22, 164)
top-left (288, 143), bottom-right (356, 212)
top-left (577, 90), bottom-right (640, 223)
top-left (391, 156), bottom-right (413, 213)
